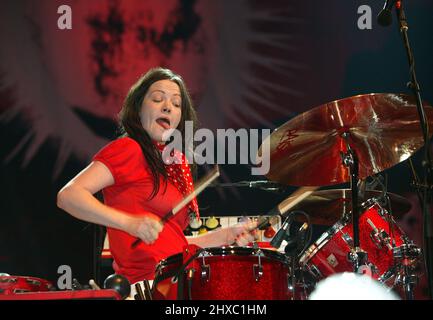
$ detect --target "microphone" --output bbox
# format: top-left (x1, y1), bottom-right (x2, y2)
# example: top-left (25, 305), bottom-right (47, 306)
top-left (284, 223), bottom-right (309, 255)
top-left (270, 215), bottom-right (294, 249)
top-left (377, 0), bottom-right (398, 26)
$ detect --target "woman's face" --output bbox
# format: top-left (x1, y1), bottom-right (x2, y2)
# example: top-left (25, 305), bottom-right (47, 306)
top-left (140, 79), bottom-right (182, 142)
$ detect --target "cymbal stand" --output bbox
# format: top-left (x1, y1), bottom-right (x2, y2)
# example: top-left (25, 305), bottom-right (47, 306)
top-left (393, 240), bottom-right (422, 300)
top-left (341, 133), bottom-right (369, 273)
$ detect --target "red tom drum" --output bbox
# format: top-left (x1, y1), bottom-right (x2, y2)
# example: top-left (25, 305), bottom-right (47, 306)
top-left (300, 203), bottom-right (406, 285)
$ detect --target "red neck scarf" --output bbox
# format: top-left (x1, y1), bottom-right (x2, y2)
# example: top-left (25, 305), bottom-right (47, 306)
top-left (155, 142), bottom-right (199, 220)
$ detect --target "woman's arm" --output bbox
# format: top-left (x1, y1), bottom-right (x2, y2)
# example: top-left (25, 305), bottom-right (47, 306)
top-left (57, 161), bottom-right (162, 244)
top-left (186, 228), bottom-right (231, 248)
top-left (186, 220), bottom-right (257, 248)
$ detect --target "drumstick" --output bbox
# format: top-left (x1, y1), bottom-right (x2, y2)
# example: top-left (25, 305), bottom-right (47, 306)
top-left (276, 185), bottom-right (319, 214)
top-left (169, 166), bottom-right (220, 220)
top-left (251, 186), bottom-right (319, 231)
top-left (131, 165), bottom-right (220, 248)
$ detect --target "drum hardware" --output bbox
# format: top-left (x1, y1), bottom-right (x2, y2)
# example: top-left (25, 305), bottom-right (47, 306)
top-left (199, 254), bottom-right (210, 283)
top-left (25, 278), bottom-right (42, 286)
top-left (378, 267), bottom-right (398, 284)
top-left (347, 249), bottom-right (369, 275)
top-left (0, 277), bottom-right (17, 284)
top-left (13, 288), bottom-right (30, 294)
top-left (393, 260), bottom-right (420, 301)
top-left (361, 197), bottom-right (384, 214)
top-left (363, 178), bottom-right (401, 252)
top-left (253, 255), bottom-right (264, 282)
top-left (393, 242), bottom-right (421, 261)
top-left (341, 233), bottom-right (354, 247)
top-left (307, 264), bottom-right (323, 280)
top-left (134, 283), bottom-right (145, 300)
top-left (392, 239), bottom-right (422, 300)
top-left (378, 203), bottom-right (389, 218)
top-left (186, 268), bottom-right (196, 300)
top-left (142, 280), bottom-right (153, 300)
top-left (399, 270), bottom-right (419, 301)
top-left (362, 193), bottom-right (397, 251)
top-left (367, 219), bottom-right (393, 250)
top-left (252, 243), bottom-right (264, 282)
top-left (198, 250), bottom-right (212, 284)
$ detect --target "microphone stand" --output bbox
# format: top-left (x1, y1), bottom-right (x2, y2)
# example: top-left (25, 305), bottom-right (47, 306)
top-left (287, 242), bottom-right (298, 301)
top-left (284, 223), bottom-right (309, 300)
top-left (390, 1), bottom-right (433, 299)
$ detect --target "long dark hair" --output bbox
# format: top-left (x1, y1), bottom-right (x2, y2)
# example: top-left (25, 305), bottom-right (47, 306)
top-left (118, 67), bottom-right (198, 199)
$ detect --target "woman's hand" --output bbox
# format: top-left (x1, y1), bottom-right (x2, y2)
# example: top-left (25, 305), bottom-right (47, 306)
top-left (226, 218), bottom-right (259, 246)
top-left (126, 213), bottom-right (163, 245)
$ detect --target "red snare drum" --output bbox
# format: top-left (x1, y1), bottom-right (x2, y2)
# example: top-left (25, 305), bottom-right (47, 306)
top-left (153, 246), bottom-right (291, 300)
top-left (0, 276), bottom-right (54, 295)
top-left (300, 203), bottom-right (406, 285)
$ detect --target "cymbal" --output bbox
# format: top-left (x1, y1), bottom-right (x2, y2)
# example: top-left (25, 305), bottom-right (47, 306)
top-left (290, 189), bottom-right (412, 226)
top-left (258, 93), bottom-right (433, 186)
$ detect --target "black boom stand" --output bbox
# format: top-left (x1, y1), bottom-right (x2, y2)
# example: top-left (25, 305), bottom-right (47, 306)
top-left (378, 0), bottom-right (433, 299)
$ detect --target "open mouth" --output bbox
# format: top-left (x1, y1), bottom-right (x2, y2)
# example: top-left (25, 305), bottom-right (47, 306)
top-left (156, 117), bottom-right (171, 130)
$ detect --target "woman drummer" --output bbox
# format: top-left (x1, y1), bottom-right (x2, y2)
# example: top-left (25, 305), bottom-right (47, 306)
top-left (57, 67), bottom-right (256, 296)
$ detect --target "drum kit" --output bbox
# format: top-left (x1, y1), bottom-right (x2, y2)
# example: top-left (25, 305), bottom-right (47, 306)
top-left (152, 93), bottom-right (433, 300)
top-left (2, 93), bottom-right (431, 300)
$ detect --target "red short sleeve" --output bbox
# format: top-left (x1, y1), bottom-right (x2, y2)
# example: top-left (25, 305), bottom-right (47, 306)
top-left (93, 137), bottom-right (145, 185)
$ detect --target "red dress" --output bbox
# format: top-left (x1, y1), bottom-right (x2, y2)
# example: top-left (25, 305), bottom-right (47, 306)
top-left (93, 137), bottom-right (195, 283)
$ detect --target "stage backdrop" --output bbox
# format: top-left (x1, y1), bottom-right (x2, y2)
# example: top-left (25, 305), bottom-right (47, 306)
top-left (1, 0), bottom-right (432, 297)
